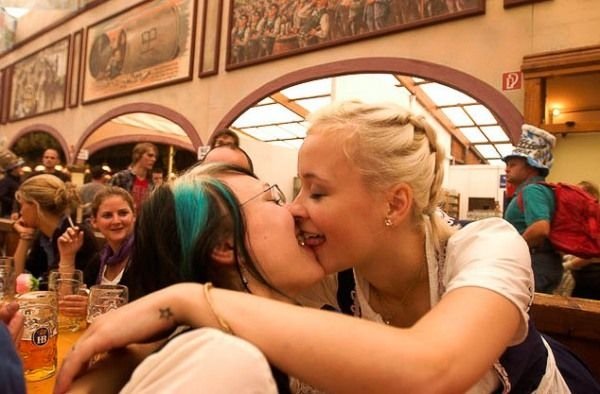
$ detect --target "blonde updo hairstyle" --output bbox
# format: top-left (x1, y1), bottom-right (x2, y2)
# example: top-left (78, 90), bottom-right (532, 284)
top-left (307, 100), bottom-right (455, 249)
top-left (16, 174), bottom-right (80, 224)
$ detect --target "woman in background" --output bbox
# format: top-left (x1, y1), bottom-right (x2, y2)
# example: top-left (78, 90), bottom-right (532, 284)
top-left (58, 186), bottom-right (136, 287)
top-left (12, 174), bottom-right (97, 287)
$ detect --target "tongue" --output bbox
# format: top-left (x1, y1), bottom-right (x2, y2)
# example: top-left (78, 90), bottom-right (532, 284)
top-left (304, 236), bottom-right (324, 247)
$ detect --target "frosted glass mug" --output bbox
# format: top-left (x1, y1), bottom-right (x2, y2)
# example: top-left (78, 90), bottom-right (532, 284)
top-left (18, 291), bottom-right (58, 381)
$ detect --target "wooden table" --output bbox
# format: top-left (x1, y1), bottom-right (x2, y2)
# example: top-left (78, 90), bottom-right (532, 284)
top-left (25, 328), bottom-right (84, 394)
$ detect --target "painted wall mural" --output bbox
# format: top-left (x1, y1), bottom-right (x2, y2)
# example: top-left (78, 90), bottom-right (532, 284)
top-left (227, 0), bottom-right (484, 69)
top-left (9, 37), bottom-right (69, 121)
top-left (82, 0), bottom-right (196, 104)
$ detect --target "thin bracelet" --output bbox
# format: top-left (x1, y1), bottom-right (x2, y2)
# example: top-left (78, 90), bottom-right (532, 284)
top-left (19, 233), bottom-right (34, 240)
top-left (203, 282), bottom-right (233, 335)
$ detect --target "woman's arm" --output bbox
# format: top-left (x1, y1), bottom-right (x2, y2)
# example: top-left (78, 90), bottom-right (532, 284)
top-left (12, 219), bottom-right (35, 275)
top-left (56, 282), bottom-right (521, 394)
top-left (66, 342), bottom-right (163, 394)
top-left (57, 226), bottom-right (85, 271)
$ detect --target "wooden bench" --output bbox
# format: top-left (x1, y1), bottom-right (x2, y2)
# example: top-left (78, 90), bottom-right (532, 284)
top-left (531, 292), bottom-right (600, 380)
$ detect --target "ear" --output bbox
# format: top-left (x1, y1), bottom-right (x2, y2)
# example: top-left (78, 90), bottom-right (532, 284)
top-left (385, 183), bottom-right (413, 225)
top-left (90, 217), bottom-right (98, 230)
top-left (210, 237), bottom-right (236, 266)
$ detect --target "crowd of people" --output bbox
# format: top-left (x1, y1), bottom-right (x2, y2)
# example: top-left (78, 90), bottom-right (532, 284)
top-left (1, 100), bottom-right (599, 393)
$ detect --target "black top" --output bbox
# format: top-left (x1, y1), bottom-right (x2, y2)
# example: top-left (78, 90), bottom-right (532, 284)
top-left (82, 255), bottom-right (134, 289)
top-left (0, 173), bottom-right (20, 218)
top-left (26, 216), bottom-right (99, 288)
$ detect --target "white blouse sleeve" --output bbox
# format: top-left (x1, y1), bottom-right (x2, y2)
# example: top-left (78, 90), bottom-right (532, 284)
top-left (443, 217), bottom-right (534, 345)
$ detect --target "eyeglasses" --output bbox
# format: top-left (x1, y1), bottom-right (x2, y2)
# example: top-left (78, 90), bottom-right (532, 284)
top-left (241, 184), bottom-right (286, 206)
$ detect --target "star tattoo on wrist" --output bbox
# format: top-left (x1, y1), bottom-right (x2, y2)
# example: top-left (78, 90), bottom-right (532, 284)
top-left (159, 307), bottom-right (174, 320)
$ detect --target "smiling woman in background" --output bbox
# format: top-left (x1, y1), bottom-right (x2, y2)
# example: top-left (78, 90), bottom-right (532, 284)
top-left (58, 186), bottom-right (136, 286)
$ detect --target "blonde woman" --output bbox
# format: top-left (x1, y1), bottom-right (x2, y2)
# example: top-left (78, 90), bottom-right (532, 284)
top-left (57, 102), bottom-right (598, 393)
top-left (12, 174), bottom-right (98, 287)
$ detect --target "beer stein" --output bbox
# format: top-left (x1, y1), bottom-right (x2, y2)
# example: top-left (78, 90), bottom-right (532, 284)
top-left (17, 291), bottom-right (58, 381)
top-left (48, 269), bottom-right (85, 332)
top-left (87, 284), bottom-right (128, 323)
top-left (0, 256), bottom-right (16, 301)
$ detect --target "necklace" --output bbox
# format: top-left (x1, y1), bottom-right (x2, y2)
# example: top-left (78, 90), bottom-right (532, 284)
top-left (369, 262), bottom-right (426, 326)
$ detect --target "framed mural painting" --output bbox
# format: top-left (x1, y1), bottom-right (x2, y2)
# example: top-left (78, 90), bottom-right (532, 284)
top-left (1, 68), bottom-right (11, 124)
top-left (226, 0), bottom-right (485, 70)
top-left (82, 0), bottom-right (197, 104)
top-left (0, 68), bottom-right (5, 124)
top-left (199, 0), bottom-right (223, 77)
top-left (69, 29), bottom-right (84, 107)
top-left (504, 0), bottom-right (552, 8)
top-left (8, 36), bottom-right (70, 121)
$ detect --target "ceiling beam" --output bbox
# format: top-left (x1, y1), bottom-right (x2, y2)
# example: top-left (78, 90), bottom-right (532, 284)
top-left (270, 92), bottom-right (310, 118)
top-left (396, 76), bottom-right (472, 148)
top-left (396, 76), bottom-right (485, 163)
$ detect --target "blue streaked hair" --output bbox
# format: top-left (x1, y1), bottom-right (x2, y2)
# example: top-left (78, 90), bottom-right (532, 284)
top-left (129, 163), bottom-right (266, 299)
top-left (172, 177), bottom-right (241, 278)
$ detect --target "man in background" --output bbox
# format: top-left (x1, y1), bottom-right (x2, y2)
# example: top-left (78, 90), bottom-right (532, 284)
top-left (503, 124), bottom-right (561, 294)
top-left (0, 148), bottom-right (25, 255)
top-left (0, 150), bottom-right (24, 219)
top-left (208, 129), bottom-right (240, 149)
top-left (151, 168), bottom-right (165, 187)
top-left (79, 165), bottom-right (110, 221)
top-left (29, 148), bottom-right (70, 182)
top-left (202, 144), bottom-right (254, 172)
top-left (110, 142), bottom-right (157, 214)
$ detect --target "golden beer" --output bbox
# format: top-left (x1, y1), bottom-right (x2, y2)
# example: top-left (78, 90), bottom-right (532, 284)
top-left (48, 270), bottom-right (84, 332)
top-left (17, 291), bottom-right (58, 381)
top-left (19, 333), bottom-right (57, 381)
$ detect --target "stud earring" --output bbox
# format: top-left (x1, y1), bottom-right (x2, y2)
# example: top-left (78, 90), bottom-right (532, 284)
top-left (384, 217), bottom-right (393, 227)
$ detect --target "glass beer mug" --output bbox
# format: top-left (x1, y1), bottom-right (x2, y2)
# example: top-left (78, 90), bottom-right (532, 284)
top-left (48, 269), bottom-right (85, 332)
top-left (87, 284), bottom-right (128, 323)
top-left (17, 291), bottom-right (58, 381)
top-left (0, 256), bottom-right (16, 301)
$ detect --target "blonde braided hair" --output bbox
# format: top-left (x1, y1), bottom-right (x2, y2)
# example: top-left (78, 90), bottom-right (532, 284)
top-left (307, 100), bottom-right (455, 251)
